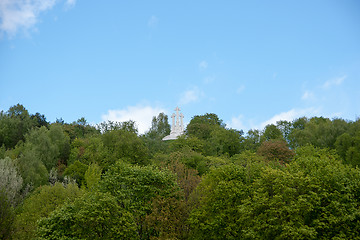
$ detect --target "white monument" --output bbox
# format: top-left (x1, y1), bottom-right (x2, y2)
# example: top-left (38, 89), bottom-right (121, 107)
top-left (162, 107), bottom-right (184, 141)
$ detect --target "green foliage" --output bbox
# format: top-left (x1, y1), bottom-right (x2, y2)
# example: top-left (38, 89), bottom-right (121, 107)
top-left (62, 118), bottom-right (100, 140)
top-left (242, 129), bottom-right (262, 152)
top-left (205, 127), bottom-right (243, 157)
top-left (335, 119), bottom-right (360, 167)
top-left (19, 124), bottom-right (70, 172)
top-left (189, 146), bottom-right (360, 239)
top-left (102, 129), bottom-right (149, 165)
top-left (84, 163), bottom-right (102, 190)
top-left (263, 124), bottom-right (284, 141)
top-left (142, 113), bottom-right (171, 156)
top-left (145, 112), bottom-right (171, 140)
top-left (0, 104), bottom-right (36, 149)
top-left (37, 191), bottom-right (138, 240)
top-left (97, 120), bottom-right (138, 134)
top-left (289, 117), bottom-right (348, 149)
top-left (63, 160), bottom-right (88, 187)
top-left (189, 162), bottom-right (265, 239)
top-left (13, 183), bottom-right (83, 240)
top-left (68, 136), bottom-right (113, 169)
top-left (16, 150), bottom-right (48, 189)
top-left (0, 189), bottom-right (15, 240)
top-left (186, 113), bottom-right (225, 140)
top-left (99, 161), bottom-right (181, 238)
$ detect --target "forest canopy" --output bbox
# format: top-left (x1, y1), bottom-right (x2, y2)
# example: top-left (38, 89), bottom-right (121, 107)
top-left (1, 104), bottom-right (360, 240)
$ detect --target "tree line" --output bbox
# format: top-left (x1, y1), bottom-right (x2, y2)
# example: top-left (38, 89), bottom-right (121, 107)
top-left (1, 104), bottom-right (360, 239)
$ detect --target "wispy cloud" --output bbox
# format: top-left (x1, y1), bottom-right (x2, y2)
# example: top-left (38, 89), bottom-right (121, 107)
top-left (259, 108), bottom-right (319, 130)
top-left (236, 85), bottom-right (245, 94)
top-left (65, 0), bottom-right (76, 9)
top-left (148, 15), bottom-right (159, 28)
top-left (179, 87), bottom-right (204, 105)
top-left (199, 60), bottom-right (208, 70)
top-left (0, 0), bottom-right (76, 38)
top-left (101, 104), bottom-right (166, 134)
top-left (322, 75), bottom-right (347, 89)
top-left (226, 115), bottom-right (245, 130)
top-left (301, 90), bottom-right (315, 100)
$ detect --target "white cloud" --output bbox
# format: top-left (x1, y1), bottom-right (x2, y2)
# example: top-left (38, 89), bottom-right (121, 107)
top-left (236, 85), bottom-right (245, 94)
top-left (259, 108), bottom-right (319, 130)
top-left (226, 115), bottom-right (245, 130)
top-left (178, 87), bottom-right (204, 105)
top-left (148, 15), bottom-right (159, 28)
top-left (0, 0), bottom-right (75, 37)
top-left (199, 60), bottom-right (208, 70)
top-left (301, 90), bottom-right (315, 100)
top-left (322, 75), bottom-right (346, 89)
top-left (203, 76), bottom-right (215, 84)
top-left (65, 0), bottom-right (76, 9)
top-left (101, 105), bottom-right (166, 134)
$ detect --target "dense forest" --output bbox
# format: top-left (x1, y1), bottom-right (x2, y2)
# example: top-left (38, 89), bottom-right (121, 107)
top-left (1, 103), bottom-right (360, 240)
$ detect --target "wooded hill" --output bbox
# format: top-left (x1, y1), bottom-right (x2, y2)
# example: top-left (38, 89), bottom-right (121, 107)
top-left (1, 104), bottom-right (360, 239)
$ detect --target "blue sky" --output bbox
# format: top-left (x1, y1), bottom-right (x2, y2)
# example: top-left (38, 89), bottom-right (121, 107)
top-left (1, 0), bottom-right (360, 134)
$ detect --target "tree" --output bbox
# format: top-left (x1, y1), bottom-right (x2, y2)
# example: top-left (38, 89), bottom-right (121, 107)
top-left (241, 129), bottom-right (262, 152)
top-left (31, 112), bottom-right (49, 128)
top-left (263, 124), bottom-right (284, 141)
top-left (0, 189), bottom-right (14, 240)
top-left (143, 113), bottom-right (171, 155)
top-left (189, 145), bottom-right (360, 239)
top-left (146, 112), bottom-right (171, 139)
top-left (205, 127), bottom-right (243, 157)
top-left (288, 117), bottom-right (348, 149)
top-left (188, 162), bottom-right (265, 239)
top-left (97, 120), bottom-right (138, 134)
top-left (257, 140), bottom-right (295, 164)
top-left (186, 113), bottom-right (225, 140)
top-left (99, 161), bottom-right (181, 239)
top-left (63, 160), bottom-right (88, 187)
top-left (0, 104), bottom-right (36, 149)
top-left (37, 191), bottom-right (138, 240)
top-left (84, 163), bottom-right (102, 190)
top-left (102, 129), bottom-right (149, 165)
top-left (13, 183), bottom-right (83, 240)
top-left (335, 119), bottom-right (360, 167)
top-left (0, 157), bottom-right (23, 206)
top-left (16, 150), bottom-right (48, 190)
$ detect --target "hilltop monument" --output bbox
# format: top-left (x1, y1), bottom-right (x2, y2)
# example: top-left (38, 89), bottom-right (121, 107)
top-left (163, 107), bottom-right (184, 141)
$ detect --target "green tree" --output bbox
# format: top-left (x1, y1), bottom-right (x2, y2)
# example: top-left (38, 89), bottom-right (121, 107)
top-left (263, 124), bottom-right (284, 141)
top-left (99, 161), bottom-right (181, 239)
top-left (205, 127), bottom-right (243, 157)
top-left (84, 163), bottom-right (102, 190)
top-left (63, 160), bottom-right (88, 187)
top-left (188, 162), bottom-right (265, 239)
top-left (335, 119), bottom-right (360, 167)
top-left (13, 182), bottom-right (83, 240)
top-left (186, 113), bottom-right (225, 140)
top-left (16, 150), bottom-right (48, 190)
top-left (146, 113), bottom-right (171, 139)
top-left (189, 146), bottom-right (360, 239)
top-left (0, 104), bottom-right (36, 149)
top-left (142, 113), bottom-right (171, 155)
top-left (0, 189), bottom-right (14, 240)
top-left (102, 129), bottom-right (149, 165)
top-left (37, 191), bottom-right (138, 240)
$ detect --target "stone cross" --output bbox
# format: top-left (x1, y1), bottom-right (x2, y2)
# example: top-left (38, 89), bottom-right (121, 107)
top-left (162, 106), bottom-right (185, 141)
